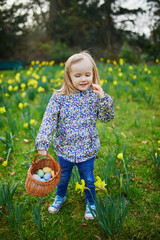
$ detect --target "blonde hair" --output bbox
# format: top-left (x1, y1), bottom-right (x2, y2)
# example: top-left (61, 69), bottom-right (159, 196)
top-left (56, 51), bottom-right (100, 95)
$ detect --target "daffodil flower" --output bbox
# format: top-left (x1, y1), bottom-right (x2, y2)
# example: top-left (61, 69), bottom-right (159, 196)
top-left (75, 179), bottom-right (86, 195)
top-left (2, 160), bottom-right (8, 167)
top-left (117, 153), bottom-right (124, 160)
top-left (94, 176), bottom-right (108, 195)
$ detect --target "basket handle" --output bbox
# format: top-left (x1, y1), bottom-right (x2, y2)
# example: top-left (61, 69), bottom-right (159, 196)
top-left (32, 153), bottom-right (58, 175)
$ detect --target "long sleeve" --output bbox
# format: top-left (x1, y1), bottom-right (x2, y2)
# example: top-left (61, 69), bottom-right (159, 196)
top-left (97, 93), bottom-right (115, 122)
top-left (35, 93), bottom-right (60, 151)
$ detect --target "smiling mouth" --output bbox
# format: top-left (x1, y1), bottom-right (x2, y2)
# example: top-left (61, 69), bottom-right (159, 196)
top-left (80, 83), bottom-right (87, 87)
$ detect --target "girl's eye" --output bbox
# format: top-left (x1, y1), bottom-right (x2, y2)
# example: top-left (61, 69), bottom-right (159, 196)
top-left (86, 74), bottom-right (90, 77)
top-left (75, 75), bottom-right (80, 78)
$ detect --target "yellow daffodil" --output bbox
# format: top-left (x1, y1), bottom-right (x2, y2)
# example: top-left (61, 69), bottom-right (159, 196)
top-left (23, 123), bottom-right (29, 128)
top-left (108, 67), bottom-right (113, 72)
top-left (106, 59), bottom-right (110, 64)
top-left (21, 83), bottom-right (26, 89)
top-left (158, 140), bottom-right (160, 145)
top-left (75, 179), bottom-right (86, 195)
top-left (158, 148), bottom-right (160, 152)
top-left (117, 153), bottom-right (123, 160)
top-left (42, 76), bottom-right (47, 83)
top-left (113, 81), bottom-right (118, 86)
top-left (27, 79), bottom-right (38, 88)
top-left (133, 75), bottom-right (137, 79)
top-left (113, 60), bottom-right (117, 65)
top-left (118, 72), bottom-right (123, 77)
top-left (38, 86), bottom-right (45, 92)
top-left (13, 86), bottom-right (18, 91)
top-left (21, 92), bottom-right (26, 98)
top-left (4, 93), bottom-right (9, 97)
top-left (129, 65), bottom-right (133, 70)
top-left (100, 57), bottom-right (104, 61)
top-left (15, 73), bottom-right (21, 82)
top-left (119, 58), bottom-right (124, 66)
top-left (50, 79), bottom-right (54, 83)
top-left (94, 176), bottom-right (107, 190)
top-left (0, 79), bottom-right (2, 84)
top-left (2, 160), bottom-right (8, 167)
top-left (8, 85), bottom-right (13, 91)
top-left (155, 152), bottom-right (157, 158)
top-left (0, 106), bottom-right (6, 114)
top-left (30, 119), bottom-right (36, 125)
top-left (156, 59), bottom-right (159, 63)
top-left (100, 79), bottom-right (104, 86)
top-left (24, 102), bottom-right (28, 107)
top-left (18, 103), bottom-right (23, 109)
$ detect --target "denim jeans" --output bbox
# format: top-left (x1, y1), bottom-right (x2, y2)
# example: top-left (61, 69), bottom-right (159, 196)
top-left (56, 156), bottom-right (96, 205)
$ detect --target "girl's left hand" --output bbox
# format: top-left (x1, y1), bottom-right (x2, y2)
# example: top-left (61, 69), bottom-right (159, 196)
top-left (92, 84), bottom-right (105, 98)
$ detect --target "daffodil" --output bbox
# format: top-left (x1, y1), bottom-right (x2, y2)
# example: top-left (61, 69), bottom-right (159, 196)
top-left (94, 176), bottom-right (107, 190)
top-left (119, 58), bottom-right (124, 66)
top-left (30, 119), bottom-right (36, 125)
top-left (8, 85), bottom-right (13, 91)
top-left (158, 140), bottom-right (160, 145)
top-left (156, 59), bottom-right (159, 63)
top-left (21, 83), bottom-right (26, 89)
top-left (106, 59), bottom-right (110, 64)
top-left (117, 153), bottom-right (123, 160)
top-left (23, 123), bottom-right (29, 128)
top-left (2, 160), bottom-right (8, 167)
top-left (18, 103), bottom-right (23, 109)
top-left (118, 72), bottom-right (123, 77)
top-left (113, 60), bottom-right (117, 65)
top-left (113, 81), bottom-right (118, 86)
top-left (0, 106), bottom-right (6, 114)
top-left (75, 179), bottom-right (86, 195)
top-left (155, 152), bottom-right (157, 158)
top-left (24, 102), bottom-right (28, 107)
top-left (100, 57), bottom-right (104, 61)
top-left (42, 76), bottom-right (47, 83)
top-left (108, 67), bottom-right (113, 72)
top-left (38, 86), bottom-right (45, 92)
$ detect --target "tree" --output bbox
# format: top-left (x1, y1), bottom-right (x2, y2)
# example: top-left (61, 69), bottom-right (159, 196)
top-left (0, 0), bottom-right (28, 60)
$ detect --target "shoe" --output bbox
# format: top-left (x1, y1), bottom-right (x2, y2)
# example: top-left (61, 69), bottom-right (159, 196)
top-left (84, 203), bottom-right (96, 220)
top-left (48, 195), bottom-right (66, 214)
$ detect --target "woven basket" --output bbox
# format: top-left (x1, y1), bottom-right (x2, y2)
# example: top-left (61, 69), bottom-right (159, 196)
top-left (25, 153), bottom-right (61, 197)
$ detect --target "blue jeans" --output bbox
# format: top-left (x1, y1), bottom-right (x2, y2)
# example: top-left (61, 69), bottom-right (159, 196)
top-left (56, 156), bottom-right (96, 205)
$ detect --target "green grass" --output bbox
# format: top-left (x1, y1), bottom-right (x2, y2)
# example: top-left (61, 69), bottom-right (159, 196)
top-left (0, 61), bottom-right (160, 239)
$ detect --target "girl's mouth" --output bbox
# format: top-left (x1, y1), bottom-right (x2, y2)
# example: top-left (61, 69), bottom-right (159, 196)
top-left (80, 83), bottom-right (87, 87)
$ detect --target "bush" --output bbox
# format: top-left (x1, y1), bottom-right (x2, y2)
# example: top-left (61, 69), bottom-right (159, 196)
top-left (38, 41), bottom-right (76, 62)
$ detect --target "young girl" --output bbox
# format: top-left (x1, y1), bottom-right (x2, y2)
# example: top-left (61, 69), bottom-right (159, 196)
top-left (36, 51), bottom-right (115, 220)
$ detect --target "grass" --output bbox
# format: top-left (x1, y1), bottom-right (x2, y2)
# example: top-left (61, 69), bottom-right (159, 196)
top-left (0, 60), bottom-right (160, 239)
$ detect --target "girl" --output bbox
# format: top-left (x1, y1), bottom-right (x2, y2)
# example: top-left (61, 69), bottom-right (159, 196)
top-left (36, 51), bottom-right (115, 220)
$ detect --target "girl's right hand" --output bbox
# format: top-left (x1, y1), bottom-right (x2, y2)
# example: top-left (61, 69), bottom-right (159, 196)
top-left (38, 150), bottom-right (48, 156)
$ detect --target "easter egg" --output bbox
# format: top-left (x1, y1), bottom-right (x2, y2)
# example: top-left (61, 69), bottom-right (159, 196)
top-left (44, 172), bottom-right (52, 181)
top-left (51, 170), bottom-right (54, 177)
top-left (40, 178), bottom-right (45, 182)
top-left (32, 174), bottom-right (41, 181)
top-left (43, 167), bottom-right (52, 173)
top-left (37, 169), bottom-right (44, 178)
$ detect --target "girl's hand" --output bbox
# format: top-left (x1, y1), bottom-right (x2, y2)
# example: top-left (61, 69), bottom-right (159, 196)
top-left (38, 150), bottom-right (48, 156)
top-left (92, 84), bottom-right (105, 98)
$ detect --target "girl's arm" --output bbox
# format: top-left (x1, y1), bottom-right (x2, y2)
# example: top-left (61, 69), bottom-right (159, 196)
top-left (35, 93), bottom-right (60, 151)
top-left (92, 84), bottom-right (115, 123)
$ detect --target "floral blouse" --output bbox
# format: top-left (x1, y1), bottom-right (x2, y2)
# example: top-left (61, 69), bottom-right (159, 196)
top-left (36, 88), bottom-right (115, 163)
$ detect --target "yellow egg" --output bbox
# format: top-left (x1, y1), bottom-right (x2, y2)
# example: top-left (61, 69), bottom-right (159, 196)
top-left (51, 170), bottom-right (54, 177)
top-left (43, 167), bottom-right (52, 173)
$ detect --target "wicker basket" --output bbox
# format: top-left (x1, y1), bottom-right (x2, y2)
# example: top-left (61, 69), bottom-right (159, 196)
top-left (25, 153), bottom-right (61, 197)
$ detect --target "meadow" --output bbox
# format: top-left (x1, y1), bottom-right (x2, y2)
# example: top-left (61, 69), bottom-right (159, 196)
top-left (0, 58), bottom-right (160, 240)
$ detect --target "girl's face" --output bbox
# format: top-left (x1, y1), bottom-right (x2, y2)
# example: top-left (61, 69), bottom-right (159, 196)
top-left (70, 57), bottom-right (93, 91)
